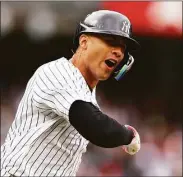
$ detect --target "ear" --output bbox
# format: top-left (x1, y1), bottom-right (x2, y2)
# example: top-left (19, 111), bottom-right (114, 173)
top-left (79, 34), bottom-right (88, 50)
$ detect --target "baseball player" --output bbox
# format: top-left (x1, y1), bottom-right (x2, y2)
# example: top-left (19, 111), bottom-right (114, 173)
top-left (1, 10), bottom-right (141, 177)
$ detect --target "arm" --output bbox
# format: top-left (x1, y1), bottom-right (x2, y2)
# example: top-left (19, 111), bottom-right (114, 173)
top-left (69, 100), bottom-right (134, 148)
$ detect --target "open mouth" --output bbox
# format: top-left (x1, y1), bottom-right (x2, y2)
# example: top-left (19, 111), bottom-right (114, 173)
top-left (105, 59), bottom-right (117, 68)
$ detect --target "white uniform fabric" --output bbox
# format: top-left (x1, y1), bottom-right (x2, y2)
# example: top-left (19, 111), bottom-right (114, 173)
top-left (1, 57), bottom-right (100, 177)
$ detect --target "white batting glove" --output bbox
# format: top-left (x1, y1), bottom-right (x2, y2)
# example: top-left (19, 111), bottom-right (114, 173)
top-left (122, 125), bottom-right (141, 155)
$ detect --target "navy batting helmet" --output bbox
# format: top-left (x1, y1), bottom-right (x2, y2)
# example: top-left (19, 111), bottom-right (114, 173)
top-left (73, 10), bottom-right (140, 80)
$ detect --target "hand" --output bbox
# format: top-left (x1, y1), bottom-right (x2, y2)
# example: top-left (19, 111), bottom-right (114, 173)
top-left (122, 125), bottom-right (140, 155)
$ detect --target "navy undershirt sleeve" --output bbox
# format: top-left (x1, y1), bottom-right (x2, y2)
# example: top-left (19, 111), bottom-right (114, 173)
top-left (69, 100), bottom-right (133, 148)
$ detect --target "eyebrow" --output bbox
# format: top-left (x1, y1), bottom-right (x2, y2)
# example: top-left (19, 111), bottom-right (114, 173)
top-left (102, 36), bottom-right (126, 47)
top-left (101, 35), bottom-right (125, 43)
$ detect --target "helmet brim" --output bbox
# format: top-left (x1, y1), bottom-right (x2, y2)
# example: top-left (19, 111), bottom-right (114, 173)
top-left (80, 28), bottom-right (140, 52)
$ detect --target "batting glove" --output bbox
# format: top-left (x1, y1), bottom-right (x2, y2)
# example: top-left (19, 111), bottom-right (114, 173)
top-left (122, 125), bottom-right (141, 155)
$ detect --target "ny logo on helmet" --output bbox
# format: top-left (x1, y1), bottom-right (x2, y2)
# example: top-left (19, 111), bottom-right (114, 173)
top-left (121, 21), bottom-right (130, 35)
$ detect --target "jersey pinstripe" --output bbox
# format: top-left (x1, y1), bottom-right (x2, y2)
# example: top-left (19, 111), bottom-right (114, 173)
top-left (1, 57), bottom-right (100, 177)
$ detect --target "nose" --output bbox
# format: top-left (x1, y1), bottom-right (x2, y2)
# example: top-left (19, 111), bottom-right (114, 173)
top-left (111, 48), bottom-right (123, 59)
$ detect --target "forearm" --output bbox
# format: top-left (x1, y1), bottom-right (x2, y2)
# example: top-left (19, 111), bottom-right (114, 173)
top-left (69, 100), bottom-right (133, 148)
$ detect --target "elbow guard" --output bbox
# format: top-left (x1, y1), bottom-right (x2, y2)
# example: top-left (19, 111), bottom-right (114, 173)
top-left (69, 100), bottom-right (133, 148)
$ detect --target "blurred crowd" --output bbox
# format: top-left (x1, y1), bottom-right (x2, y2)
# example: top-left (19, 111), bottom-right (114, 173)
top-left (1, 1), bottom-right (100, 39)
top-left (1, 85), bottom-right (182, 176)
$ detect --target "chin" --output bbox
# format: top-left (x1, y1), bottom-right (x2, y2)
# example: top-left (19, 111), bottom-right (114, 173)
top-left (99, 78), bottom-right (108, 81)
top-left (95, 70), bottom-right (112, 81)
top-left (99, 74), bottom-right (111, 81)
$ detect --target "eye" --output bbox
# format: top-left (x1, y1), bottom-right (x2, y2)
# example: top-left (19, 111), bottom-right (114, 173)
top-left (100, 36), bottom-right (126, 50)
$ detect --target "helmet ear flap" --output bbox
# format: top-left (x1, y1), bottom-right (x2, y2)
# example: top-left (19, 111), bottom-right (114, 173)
top-left (72, 23), bottom-right (85, 53)
top-left (114, 52), bottom-right (135, 81)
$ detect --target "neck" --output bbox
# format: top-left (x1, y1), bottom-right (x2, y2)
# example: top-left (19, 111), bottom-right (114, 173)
top-left (71, 52), bottom-right (98, 90)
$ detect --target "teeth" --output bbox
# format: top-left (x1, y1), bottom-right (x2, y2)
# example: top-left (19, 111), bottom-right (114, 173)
top-left (109, 59), bottom-right (116, 64)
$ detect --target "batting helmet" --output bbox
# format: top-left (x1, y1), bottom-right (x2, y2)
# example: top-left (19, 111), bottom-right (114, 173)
top-left (73, 10), bottom-right (140, 80)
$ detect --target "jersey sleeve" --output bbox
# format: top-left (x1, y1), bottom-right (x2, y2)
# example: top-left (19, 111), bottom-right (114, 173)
top-left (69, 100), bottom-right (134, 147)
top-left (32, 61), bottom-right (86, 121)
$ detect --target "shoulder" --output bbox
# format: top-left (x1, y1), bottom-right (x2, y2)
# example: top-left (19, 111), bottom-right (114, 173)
top-left (36, 57), bottom-right (68, 71)
top-left (37, 57), bottom-right (76, 74)
top-left (34, 57), bottom-right (80, 90)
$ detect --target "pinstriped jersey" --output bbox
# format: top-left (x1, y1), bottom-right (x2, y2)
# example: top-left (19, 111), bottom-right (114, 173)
top-left (1, 57), bottom-right (100, 177)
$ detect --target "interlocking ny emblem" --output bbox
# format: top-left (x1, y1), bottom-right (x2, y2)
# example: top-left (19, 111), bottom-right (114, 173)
top-left (121, 21), bottom-right (130, 35)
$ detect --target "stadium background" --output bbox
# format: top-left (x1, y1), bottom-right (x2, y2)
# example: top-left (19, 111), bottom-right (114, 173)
top-left (1, 1), bottom-right (182, 176)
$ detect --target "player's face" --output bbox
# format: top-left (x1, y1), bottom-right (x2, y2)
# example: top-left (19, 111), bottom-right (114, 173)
top-left (84, 34), bottom-right (126, 80)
